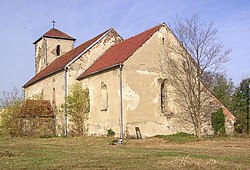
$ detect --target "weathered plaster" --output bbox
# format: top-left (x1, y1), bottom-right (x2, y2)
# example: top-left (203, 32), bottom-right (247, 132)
top-left (34, 37), bottom-right (74, 74)
top-left (122, 83), bottom-right (140, 111)
top-left (80, 69), bottom-right (122, 137)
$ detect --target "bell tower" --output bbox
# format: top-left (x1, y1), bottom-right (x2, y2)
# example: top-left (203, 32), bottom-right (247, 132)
top-left (33, 21), bottom-right (76, 74)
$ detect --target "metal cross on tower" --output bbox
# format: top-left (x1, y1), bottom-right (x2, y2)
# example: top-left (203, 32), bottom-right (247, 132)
top-left (52, 20), bottom-right (56, 28)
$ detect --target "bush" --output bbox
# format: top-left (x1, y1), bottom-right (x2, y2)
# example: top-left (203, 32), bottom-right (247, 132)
top-left (0, 88), bottom-right (23, 137)
top-left (62, 84), bottom-right (90, 136)
top-left (211, 108), bottom-right (225, 135)
top-left (107, 128), bottom-right (115, 137)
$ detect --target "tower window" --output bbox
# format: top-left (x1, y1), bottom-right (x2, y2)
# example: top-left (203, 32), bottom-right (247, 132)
top-left (56, 45), bottom-right (60, 56)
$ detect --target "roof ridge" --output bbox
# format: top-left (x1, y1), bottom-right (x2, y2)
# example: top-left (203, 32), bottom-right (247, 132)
top-left (109, 23), bottom-right (164, 47)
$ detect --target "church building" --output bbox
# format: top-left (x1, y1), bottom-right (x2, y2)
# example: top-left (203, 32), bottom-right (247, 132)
top-left (23, 23), bottom-right (235, 138)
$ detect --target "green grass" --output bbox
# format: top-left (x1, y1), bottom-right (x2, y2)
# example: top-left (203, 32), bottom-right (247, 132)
top-left (0, 135), bottom-right (249, 169)
top-left (155, 132), bottom-right (200, 143)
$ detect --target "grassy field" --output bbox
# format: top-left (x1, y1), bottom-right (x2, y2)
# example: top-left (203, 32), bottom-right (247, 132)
top-left (0, 135), bottom-right (249, 169)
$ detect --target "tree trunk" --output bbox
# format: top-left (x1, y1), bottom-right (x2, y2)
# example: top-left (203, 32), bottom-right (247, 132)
top-left (196, 118), bottom-right (202, 138)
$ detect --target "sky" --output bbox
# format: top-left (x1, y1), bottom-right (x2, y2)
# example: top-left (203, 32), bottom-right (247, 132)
top-left (0, 0), bottom-right (250, 94)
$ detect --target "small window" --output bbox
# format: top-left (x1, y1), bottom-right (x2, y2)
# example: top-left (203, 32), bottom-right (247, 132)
top-left (56, 45), bottom-right (60, 56)
top-left (41, 89), bottom-right (44, 99)
top-left (52, 88), bottom-right (56, 104)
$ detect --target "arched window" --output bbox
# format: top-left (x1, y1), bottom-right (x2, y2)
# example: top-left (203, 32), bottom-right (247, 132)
top-left (100, 82), bottom-right (108, 111)
top-left (161, 79), bottom-right (175, 115)
top-left (56, 45), bottom-right (60, 56)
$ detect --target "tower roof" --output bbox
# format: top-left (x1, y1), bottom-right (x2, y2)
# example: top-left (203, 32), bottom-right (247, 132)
top-left (33, 28), bottom-right (76, 44)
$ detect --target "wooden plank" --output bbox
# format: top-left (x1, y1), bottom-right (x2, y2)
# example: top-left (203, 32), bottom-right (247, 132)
top-left (135, 127), bottom-right (142, 139)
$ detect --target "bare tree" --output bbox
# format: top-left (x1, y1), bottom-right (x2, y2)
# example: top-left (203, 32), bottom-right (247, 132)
top-left (162, 15), bottom-right (231, 138)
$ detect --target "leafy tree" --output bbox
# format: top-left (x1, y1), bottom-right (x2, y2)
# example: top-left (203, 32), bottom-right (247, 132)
top-left (231, 78), bottom-right (250, 133)
top-left (0, 88), bottom-right (23, 137)
top-left (211, 108), bottom-right (225, 135)
top-left (163, 14), bottom-right (230, 138)
top-left (203, 72), bottom-right (234, 108)
top-left (62, 83), bottom-right (90, 136)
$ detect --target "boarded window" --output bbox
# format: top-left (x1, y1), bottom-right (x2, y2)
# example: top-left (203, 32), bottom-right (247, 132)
top-left (100, 83), bottom-right (108, 111)
top-left (56, 45), bottom-right (60, 56)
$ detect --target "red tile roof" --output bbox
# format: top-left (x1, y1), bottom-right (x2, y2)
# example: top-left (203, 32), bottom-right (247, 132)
top-left (33, 28), bottom-right (76, 44)
top-left (77, 24), bottom-right (164, 79)
top-left (24, 29), bottom-right (110, 88)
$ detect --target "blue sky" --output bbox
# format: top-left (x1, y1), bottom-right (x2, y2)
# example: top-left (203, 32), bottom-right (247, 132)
top-left (0, 0), bottom-right (250, 93)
